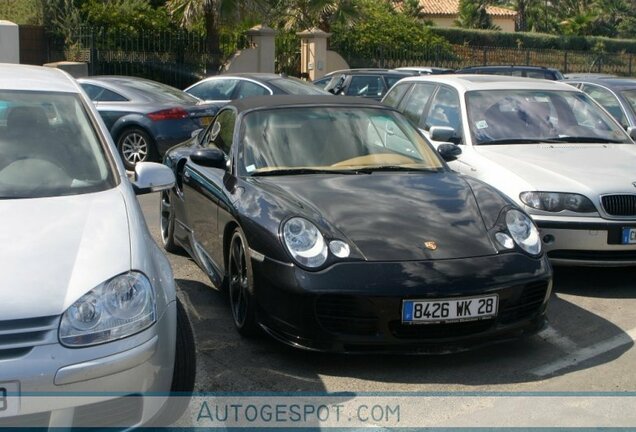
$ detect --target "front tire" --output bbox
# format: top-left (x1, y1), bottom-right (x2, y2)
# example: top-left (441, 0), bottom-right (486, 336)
top-left (117, 127), bottom-right (156, 171)
top-left (160, 190), bottom-right (183, 254)
top-left (228, 228), bottom-right (259, 337)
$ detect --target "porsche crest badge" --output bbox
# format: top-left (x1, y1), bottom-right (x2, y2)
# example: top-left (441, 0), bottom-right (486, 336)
top-left (424, 241), bottom-right (438, 250)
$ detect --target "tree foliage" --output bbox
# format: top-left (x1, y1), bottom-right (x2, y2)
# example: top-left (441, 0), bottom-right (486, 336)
top-left (455, 0), bottom-right (500, 30)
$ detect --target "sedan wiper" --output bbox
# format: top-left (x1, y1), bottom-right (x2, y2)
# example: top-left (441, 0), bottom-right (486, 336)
top-left (477, 138), bottom-right (548, 145)
top-left (251, 168), bottom-right (363, 176)
top-left (353, 165), bottom-right (440, 173)
top-left (539, 136), bottom-right (626, 144)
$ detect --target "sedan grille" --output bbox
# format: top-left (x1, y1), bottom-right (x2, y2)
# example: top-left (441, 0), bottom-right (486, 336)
top-left (601, 194), bottom-right (636, 217)
top-left (0, 316), bottom-right (59, 359)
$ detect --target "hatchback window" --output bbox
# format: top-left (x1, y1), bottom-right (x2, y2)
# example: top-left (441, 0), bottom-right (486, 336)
top-left (0, 91), bottom-right (116, 198)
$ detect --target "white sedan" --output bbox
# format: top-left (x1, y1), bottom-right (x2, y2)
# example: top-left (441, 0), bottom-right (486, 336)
top-left (383, 75), bottom-right (636, 266)
top-left (0, 64), bottom-right (194, 427)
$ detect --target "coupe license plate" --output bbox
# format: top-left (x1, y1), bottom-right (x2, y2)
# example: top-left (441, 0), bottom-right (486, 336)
top-left (0, 382), bottom-right (19, 418)
top-left (622, 227), bottom-right (636, 244)
top-left (199, 116), bottom-right (213, 126)
top-left (402, 295), bottom-right (498, 324)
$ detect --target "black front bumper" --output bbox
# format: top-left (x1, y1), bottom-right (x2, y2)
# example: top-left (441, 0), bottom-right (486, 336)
top-left (252, 252), bottom-right (552, 353)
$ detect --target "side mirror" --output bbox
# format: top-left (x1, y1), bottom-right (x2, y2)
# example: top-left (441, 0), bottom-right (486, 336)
top-left (132, 162), bottom-right (175, 195)
top-left (628, 126), bottom-right (636, 141)
top-left (437, 143), bottom-right (462, 162)
top-left (190, 148), bottom-right (227, 169)
top-left (191, 128), bottom-right (203, 139)
top-left (430, 126), bottom-right (456, 142)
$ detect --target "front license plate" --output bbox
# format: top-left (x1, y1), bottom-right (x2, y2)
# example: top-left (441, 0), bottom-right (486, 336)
top-left (0, 382), bottom-right (20, 417)
top-left (199, 116), bottom-right (212, 126)
top-left (622, 227), bottom-right (636, 244)
top-left (402, 295), bottom-right (498, 324)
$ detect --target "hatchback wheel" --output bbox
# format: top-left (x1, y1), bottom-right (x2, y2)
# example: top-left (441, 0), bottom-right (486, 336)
top-left (117, 128), bottom-right (156, 170)
top-left (228, 228), bottom-right (259, 336)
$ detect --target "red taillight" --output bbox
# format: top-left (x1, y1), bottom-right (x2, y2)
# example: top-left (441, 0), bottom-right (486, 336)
top-left (147, 107), bottom-right (189, 121)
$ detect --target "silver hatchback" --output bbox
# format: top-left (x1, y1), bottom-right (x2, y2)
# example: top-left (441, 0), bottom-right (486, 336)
top-left (0, 64), bottom-right (195, 427)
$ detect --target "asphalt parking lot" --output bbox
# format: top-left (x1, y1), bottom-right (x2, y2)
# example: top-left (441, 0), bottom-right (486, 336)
top-left (138, 192), bottom-right (636, 399)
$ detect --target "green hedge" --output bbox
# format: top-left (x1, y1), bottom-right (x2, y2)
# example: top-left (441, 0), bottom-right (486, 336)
top-left (429, 27), bottom-right (636, 53)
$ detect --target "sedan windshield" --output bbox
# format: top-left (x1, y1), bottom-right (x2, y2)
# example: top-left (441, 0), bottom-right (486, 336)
top-left (466, 90), bottom-right (632, 145)
top-left (239, 107), bottom-right (444, 175)
top-left (0, 91), bottom-right (116, 198)
top-left (622, 89), bottom-right (636, 116)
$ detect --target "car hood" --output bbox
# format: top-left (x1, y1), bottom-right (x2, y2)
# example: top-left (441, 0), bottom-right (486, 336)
top-left (250, 172), bottom-right (498, 261)
top-left (475, 144), bottom-right (636, 193)
top-left (0, 188), bottom-right (131, 321)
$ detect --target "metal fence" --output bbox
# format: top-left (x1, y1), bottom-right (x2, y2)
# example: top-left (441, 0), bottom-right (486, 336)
top-left (329, 41), bottom-right (635, 76)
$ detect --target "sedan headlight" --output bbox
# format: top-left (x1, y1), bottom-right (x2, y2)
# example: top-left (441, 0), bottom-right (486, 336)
top-left (520, 191), bottom-right (595, 213)
top-left (59, 272), bottom-right (156, 347)
top-left (505, 209), bottom-right (541, 255)
top-left (282, 217), bottom-right (328, 268)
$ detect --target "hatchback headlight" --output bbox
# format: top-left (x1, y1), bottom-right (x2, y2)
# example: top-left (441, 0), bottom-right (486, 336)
top-left (505, 209), bottom-right (541, 255)
top-left (59, 272), bottom-right (156, 347)
top-left (520, 191), bottom-right (595, 213)
top-left (282, 217), bottom-right (328, 268)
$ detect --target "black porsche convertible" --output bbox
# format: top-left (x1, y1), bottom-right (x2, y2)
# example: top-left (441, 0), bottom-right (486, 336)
top-left (161, 95), bottom-right (552, 353)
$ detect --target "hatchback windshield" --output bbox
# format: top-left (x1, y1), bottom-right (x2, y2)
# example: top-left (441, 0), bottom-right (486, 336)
top-left (239, 107), bottom-right (444, 175)
top-left (0, 91), bottom-right (116, 198)
top-left (466, 90), bottom-right (632, 145)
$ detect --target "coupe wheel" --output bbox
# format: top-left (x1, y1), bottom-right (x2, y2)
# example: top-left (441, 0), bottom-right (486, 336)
top-left (117, 128), bottom-right (156, 170)
top-left (160, 190), bottom-right (182, 254)
top-left (228, 229), bottom-right (259, 336)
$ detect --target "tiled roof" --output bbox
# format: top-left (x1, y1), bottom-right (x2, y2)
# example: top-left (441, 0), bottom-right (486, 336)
top-left (419, 0), bottom-right (517, 17)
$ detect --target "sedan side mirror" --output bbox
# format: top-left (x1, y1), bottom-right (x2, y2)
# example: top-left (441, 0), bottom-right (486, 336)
top-left (132, 162), bottom-right (175, 195)
top-left (437, 143), bottom-right (462, 162)
top-left (430, 126), bottom-right (456, 142)
top-left (190, 148), bottom-right (227, 169)
top-left (628, 126), bottom-right (636, 141)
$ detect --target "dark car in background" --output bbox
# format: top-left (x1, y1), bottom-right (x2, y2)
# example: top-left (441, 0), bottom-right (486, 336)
top-left (564, 77), bottom-right (636, 130)
top-left (183, 73), bottom-right (329, 104)
top-left (456, 65), bottom-right (564, 80)
top-left (78, 76), bottom-right (219, 170)
top-left (160, 95), bottom-right (552, 353)
top-left (321, 69), bottom-right (415, 100)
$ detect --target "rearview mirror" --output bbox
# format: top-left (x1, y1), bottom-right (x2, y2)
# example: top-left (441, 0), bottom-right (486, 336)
top-left (430, 126), bottom-right (456, 142)
top-left (628, 126), bottom-right (636, 141)
top-left (190, 148), bottom-right (227, 169)
top-left (437, 143), bottom-right (462, 162)
top-left (132, 162), bottom-right (175, 195)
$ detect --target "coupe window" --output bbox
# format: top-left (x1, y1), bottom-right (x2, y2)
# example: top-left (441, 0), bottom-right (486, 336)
top-left (466, 90), bottom-right (632, 145)
top-left (239, 107), bottom-right (444, 175)
top-left (0, 91), bottom-right (115, 198)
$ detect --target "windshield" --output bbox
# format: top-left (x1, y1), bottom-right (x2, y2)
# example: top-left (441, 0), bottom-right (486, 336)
top-left (622, 89), bottom-right (636, 117)
top-left (270, 78), bottom-right (330, 95)
top-left (466, 89), bottom-right (632, 145)
top-left (239, 107), bottom-right (444, 176)
top-left (0, 91), bottom-right (116, 198)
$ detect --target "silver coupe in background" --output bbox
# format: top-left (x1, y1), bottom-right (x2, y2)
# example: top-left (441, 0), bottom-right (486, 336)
top-left (383, 75), bottom-right (636, 266)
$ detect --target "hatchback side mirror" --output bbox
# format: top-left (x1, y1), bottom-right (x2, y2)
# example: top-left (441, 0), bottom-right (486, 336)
top-left (430, 126), bottom-right (456, 142)
top-left (132, 162), bottom-right (175, 195)
top-left (437, 143), bottom-right (462, 162)
top-left (628, 126), bottom-right (636, 141)
top-left (190, 148), bottom-right (227, 169)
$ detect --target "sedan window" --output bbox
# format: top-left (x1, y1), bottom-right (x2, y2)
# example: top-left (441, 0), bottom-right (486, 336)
top-left (621, 89), bottom-right (636, 118)
top-left (236, 81), bottom-right (270, 99)
top-left (0, 91), bottom-right (115, 198)
top-left (187, 79), bottom-right (238, 101)
top-left (345, 76), bottom-right (385, 98)
top-left (401, 83), bottom-right (436, 127)
top-left (382, 83), bottom-right (411, 108)
top-left (581, 84), bottom-right (628, 128)
top-left (425, 87), bottom-right (462, 141)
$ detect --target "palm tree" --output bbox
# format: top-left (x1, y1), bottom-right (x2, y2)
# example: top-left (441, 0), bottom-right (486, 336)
top-left (455, 0), bottom-right (500, 29)
top-left (275, 0), bottom-right (360, 32)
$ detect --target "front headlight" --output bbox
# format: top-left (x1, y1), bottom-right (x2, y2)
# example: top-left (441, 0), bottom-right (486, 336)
top-left (282, 217), bottom-right (328, 268)
top-left (520, 191), bottom-right (596, 213)
top-left (59, 272), bottom-right (156, 347)
top-left (505, 209), bottom-right (541, 255)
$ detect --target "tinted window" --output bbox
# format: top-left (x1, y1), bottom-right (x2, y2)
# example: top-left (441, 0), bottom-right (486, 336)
top-left (383, 83), bottom-right (411, 108)
top-left (187, 79), bottom-right (239, 101)
top-left (385, 76), bottom-right (405, 88)
top-left (401, 83), bottom-right (436, 127)
top-left (582, 84), bottom-right (628, 128)
top-left (345, 76), bottom-right (385, 98)
top-left (81, 84), bottom-right (127, 102)
top-left (207, 110), bottom-right (236, 154)
top-left (112, 78), bottom-right (198, 103)
top-left (236, 81), bottom-right (270, 99)
top-left (269, 78), bottom-right (329, 95)
top-left (0, 91), bottom-right (115, 198)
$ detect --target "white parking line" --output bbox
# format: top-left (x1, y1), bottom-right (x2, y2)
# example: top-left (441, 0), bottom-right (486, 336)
top-left (536, 325), bottom-right (579, 352)
top-left (178, 289), bottom-right (202, 321)
top-left (531, 326), bottom-right (636, 377)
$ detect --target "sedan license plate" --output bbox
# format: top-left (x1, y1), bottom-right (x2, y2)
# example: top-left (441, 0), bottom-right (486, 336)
top-left (0, 382), bottom-right (19, 417)
top-left (199, 116), bottom-right (212, 126)
top-left (402, 295), bottom-right (498, 324)
top-left (622, 227), bottom-right (636, 244)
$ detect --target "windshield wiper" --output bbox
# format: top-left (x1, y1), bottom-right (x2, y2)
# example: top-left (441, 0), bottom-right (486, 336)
top-left (539, 136), bottom-right (626, 144)
top-left (353, 165), bottom-right (440, 173)
top-left (477, 138), bottom-right (548, 145)
top-left (251, 168), bottom-right (364, 176)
